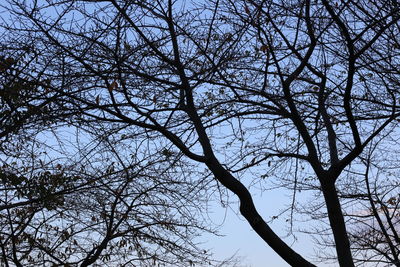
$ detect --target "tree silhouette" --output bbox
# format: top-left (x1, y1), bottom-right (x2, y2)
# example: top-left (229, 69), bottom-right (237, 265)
top-left (1, 0), bottom-right (400, 266)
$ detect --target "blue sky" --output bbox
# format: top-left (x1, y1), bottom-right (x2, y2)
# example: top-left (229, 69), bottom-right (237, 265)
top-left (207, 205), bottom-right (289, 267)
top-left (203, 188), bottom-right (332, 267)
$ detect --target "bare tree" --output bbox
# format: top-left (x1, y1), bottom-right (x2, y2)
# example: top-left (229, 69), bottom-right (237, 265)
top-left (1, 0), bottom-right (400, 266)
top-left (0, 120), bottom-right (222, 266)
top-left (0, 4), bottom-right (225, 264)
top-left (343, 142), bottom-right (400, 266)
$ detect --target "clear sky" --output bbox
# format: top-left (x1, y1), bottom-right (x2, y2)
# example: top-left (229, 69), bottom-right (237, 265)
top-left (203, 188), bottom-right (333, 267)
top-left (206, 205), bottom-right (289, 267)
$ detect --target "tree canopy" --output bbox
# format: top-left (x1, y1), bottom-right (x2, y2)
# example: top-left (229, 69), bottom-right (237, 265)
top-left (1, 0), bottom-right (400, 266)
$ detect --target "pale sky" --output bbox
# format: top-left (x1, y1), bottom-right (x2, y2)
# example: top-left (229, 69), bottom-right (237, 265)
top-left (203, 188), bottom-right (332, 267)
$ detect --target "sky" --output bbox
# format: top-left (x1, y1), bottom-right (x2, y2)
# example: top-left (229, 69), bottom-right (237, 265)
top-left (203, 188), bottom-right (332, 267)
top-left (1, 1), bottom-right (388, 266)
top-left (207, 202), bottom-right (290, 267)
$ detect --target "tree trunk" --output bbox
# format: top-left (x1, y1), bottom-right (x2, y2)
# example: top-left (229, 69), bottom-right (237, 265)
top-left (321, 178), bottom-right (355, 267)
